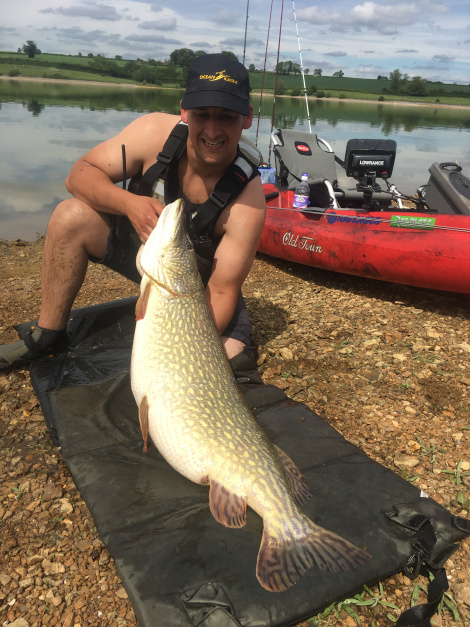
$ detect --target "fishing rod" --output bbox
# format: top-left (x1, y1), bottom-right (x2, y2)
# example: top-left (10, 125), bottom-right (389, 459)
top-left (255, 0), bottom-right (275, 148)
top-left (242, 0), bottom-right (249, 65)
top-left (268, 0), bottom-right (284, 166)
top-left (292, 0), bottom-right (311, 134)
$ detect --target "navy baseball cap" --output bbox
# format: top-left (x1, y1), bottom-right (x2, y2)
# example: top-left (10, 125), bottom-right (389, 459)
top-left (181, 53), bottom-right (250, 116)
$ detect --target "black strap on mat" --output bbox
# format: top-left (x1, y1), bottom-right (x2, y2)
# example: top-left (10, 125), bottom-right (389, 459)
top-left (396, 567), bottom-right (448, 627)
top-left (385, 504), bottom-right (469, 627)
top-left (181, 583), bottom-right (243, 627)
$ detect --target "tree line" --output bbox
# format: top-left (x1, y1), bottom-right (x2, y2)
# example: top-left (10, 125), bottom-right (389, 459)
top-left (12, 43), bottom-right (241, 86)
top-left (11, 43), bottom-right (470, 98)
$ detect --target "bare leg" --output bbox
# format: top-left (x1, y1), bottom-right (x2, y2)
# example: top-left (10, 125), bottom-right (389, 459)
top-left (38, 198), bottom-right (111, 330)
top-left (221, 336), bottom-right (246, 359)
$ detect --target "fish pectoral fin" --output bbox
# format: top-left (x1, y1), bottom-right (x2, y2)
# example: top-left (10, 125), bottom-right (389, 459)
top-left (274, 444), bottom-right (312, 505)
top-left (135, 280), bottom-right (151, 321)
top-left (256, 518), bottom-right (371, 593)
top-left (209, 479), bottom-right (247, 528)
top-left (139, 395), bottom-right (150, 453)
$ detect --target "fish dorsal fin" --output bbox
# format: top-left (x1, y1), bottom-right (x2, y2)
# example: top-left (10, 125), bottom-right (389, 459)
top-left (209, 479), bottom-right (247, 528)
top-left (135, 280), bottom-right (151, 321)
top-left (274, 444), bottom-right (312, 505)
top-left (139, 395), bottom-right (150, 453)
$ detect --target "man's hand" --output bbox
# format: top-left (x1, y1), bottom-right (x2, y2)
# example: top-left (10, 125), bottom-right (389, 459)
top-left (126, 196), bottom-right (164, 244)
top-left (64, 111), bottom-right (180, 239)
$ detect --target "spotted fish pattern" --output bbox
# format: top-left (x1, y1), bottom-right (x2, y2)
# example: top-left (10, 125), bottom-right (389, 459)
top-left (130, 199), bottom-right (370, 591)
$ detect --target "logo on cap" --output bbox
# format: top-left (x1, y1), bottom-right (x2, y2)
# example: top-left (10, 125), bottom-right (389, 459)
top-left (199, 70), bottom-right (238, 85)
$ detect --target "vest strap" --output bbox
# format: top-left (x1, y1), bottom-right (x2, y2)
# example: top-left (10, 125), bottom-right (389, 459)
top-left (130, 121), bottom-right (261, 245)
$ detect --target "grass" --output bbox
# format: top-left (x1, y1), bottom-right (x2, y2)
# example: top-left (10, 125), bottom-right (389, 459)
top-left (440, 460), bottom-right (470, 486)
top-left (305, 90), bottom-right (470, 107)
top-left (308, 577), bottom-right (464, 625)
top-left (308, 583), bottom-right (401, 625)
top-left (0, 63), bottom-right (137, 84)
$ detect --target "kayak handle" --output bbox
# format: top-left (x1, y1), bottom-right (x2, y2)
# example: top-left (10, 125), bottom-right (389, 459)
top-left (264, 191), bottom-right (280, 201)
top-left (439, 162), bottom-right (462, 172)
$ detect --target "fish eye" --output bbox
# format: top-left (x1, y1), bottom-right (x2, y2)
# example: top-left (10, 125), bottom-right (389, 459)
top-left (185, 241), bottom-right (193, 249)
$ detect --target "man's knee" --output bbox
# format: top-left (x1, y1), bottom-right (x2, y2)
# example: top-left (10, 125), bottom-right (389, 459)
top-left (46, 199), bottom-right (111, 258)
top-left (48, 198), bottom-right (107, 233)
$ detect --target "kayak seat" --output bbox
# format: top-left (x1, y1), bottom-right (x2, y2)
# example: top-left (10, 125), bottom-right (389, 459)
top-left (272, 129), bottom-right (339, 207)
top-left (271, 129), bottom-right (395, 210)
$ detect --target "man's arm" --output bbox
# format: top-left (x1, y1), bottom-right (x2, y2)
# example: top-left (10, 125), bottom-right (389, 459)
top-left (65, 112), bottom-right (180, 243)
top-left (205, 176), bottom-right (266, 335)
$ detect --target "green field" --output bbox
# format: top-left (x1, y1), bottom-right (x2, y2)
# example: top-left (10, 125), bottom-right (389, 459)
top-left (0, 62), bottom-right (136, 84)
top-left (1, 51), bottom-right (469, 106)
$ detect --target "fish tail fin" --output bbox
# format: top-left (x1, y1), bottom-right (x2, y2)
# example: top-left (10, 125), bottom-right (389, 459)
top-left (256, 515), bottom-right (371, 592)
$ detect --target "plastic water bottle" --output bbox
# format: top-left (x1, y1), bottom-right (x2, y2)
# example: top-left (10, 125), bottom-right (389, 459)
top-left (293, 173), bottom-right (310, 208)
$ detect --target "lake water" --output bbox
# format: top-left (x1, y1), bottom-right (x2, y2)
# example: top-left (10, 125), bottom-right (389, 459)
top-left (1, 79), bottom-right (469, 240)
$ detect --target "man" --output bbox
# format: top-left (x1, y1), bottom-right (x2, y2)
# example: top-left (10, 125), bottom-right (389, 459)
top-left (0, 54), bottom-right (266, 379)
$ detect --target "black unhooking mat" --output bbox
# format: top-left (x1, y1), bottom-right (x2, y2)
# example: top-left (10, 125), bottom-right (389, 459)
top-left (25, 298), bottom-right (469, 627)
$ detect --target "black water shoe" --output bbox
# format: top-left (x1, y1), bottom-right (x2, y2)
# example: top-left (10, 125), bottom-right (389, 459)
top-left (0, 326), bottom-right (68, 372)
top-left (229, 346), bottom-right (263, 384)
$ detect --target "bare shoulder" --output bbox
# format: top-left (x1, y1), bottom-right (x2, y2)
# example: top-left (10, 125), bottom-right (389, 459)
top-left (226, 175), bottom-right (266, 234)
top-left (79, 112), bottom-right (181, 179)
top-left (211, 174), bottom-right (266, 267)
top-left (211, 174), bottom-right (266, 289)
top-left (119, 111), bottom-right (180, 140)
top-left (117, 112), bottom-right (181, 159)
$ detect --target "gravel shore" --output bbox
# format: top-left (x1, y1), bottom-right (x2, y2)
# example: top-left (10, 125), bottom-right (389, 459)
top-left (1, 237), bottom-right (469, 627)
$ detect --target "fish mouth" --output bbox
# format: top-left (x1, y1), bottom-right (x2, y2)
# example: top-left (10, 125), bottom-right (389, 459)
top-left (139, 198), bottom-right (187, 280)
top-left (154, 198), bottom-right (186, 247)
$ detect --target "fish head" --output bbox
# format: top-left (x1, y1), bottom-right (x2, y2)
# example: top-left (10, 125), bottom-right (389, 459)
top-left (139, 198), bottom-right (201, 296)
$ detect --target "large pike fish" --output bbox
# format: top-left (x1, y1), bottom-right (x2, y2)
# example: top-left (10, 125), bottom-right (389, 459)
top-left (130, 198), bottom-right (370, 592)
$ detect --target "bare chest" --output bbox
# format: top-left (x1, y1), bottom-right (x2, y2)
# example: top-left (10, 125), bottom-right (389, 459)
top-left (178, 160), bottom-right (221, 205)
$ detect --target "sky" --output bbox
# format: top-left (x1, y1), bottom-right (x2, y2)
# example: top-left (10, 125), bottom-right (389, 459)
top-left (1, 0), bottom-right (469, 84)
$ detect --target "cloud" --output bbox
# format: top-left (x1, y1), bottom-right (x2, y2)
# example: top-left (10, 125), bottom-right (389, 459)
top-left (220, 37), bottom-right (264, 47)
top-left (41, 26), bottom-right (109, 43)
top-left (0, 26), bottom-right (19, 34)
top-left (325, 51), bottom-right (347, 57)
top-left (302, 59), bottom-right (339, 73)
top-left (297, 1), bottom-right (449, 36)
top-left (40, 3), bottom-right (122, 21)
top-left (396, 49), bottom-right (418, 53)
top-left (350, 2), bottom-right (420, 35)
top-left (212, 9), bottom-right (242, 25)
top-left (432, 54), bottom-right (455, 63)
top-left (412, 63), bottom-right (449, 71)
top-left (294, 6), bottom-right (342, 25)
top-left (138, 18), bottom-right (177, 31)
top-left (125, 33), bottom-right (181, 45)
top-left (189, 41), bottom-right (213, 48)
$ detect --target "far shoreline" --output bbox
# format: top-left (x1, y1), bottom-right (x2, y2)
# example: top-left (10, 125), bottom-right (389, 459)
top-left (2, 74), bottom-right (470, 111)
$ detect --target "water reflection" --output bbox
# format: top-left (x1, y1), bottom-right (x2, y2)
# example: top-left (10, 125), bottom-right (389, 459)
top-left (25, 100), bottom-right (45, 117)
top-left (0, 79), bottom-right (183, 115)
top-left (0, 79), bottom-right (469, 240)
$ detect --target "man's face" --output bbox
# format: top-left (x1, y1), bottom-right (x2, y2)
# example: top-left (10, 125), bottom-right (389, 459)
top-left (181, 105), bottom-right (253, 167)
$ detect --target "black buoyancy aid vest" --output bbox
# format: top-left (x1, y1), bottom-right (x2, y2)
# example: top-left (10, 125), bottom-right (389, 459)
top-left (129, 121), bottom-right (262, 264)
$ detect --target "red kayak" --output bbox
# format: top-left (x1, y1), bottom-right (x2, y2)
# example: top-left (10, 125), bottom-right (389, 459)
top-left (256, 129), bottom-right (470, 294)
top-left (259, 184), bottom-right (470, 295)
